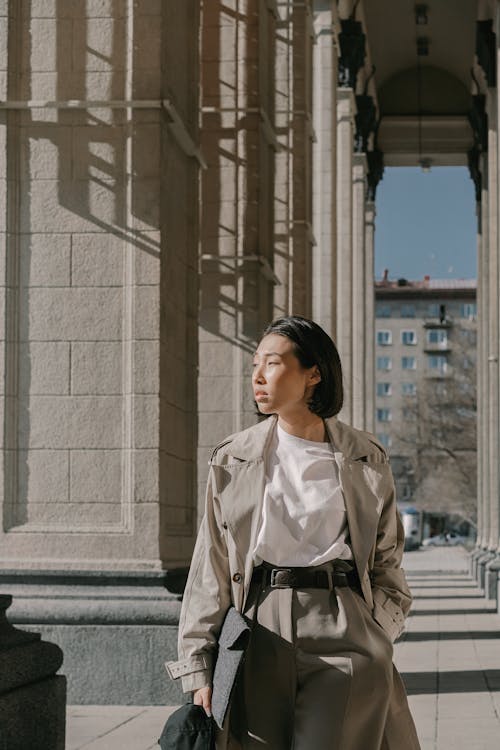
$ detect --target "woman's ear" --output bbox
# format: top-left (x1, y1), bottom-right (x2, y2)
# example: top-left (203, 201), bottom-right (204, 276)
top-left (309, 366), bottom-right (321, 386)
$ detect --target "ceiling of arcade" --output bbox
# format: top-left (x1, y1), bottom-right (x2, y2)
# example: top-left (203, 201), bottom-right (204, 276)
top-left (341, 0), bottom-right (490, 168)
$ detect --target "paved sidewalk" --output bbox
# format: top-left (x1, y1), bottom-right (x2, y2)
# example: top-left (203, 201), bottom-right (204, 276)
top-left (66, 546), bottom-right (500, 749)
top-left (396, 546), bottom-right (500, 750)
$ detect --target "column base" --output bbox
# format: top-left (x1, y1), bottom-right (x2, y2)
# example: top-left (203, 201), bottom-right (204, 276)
top-left (469, 546), bottom-right (486, 578)
top-left (485, 554), bottom-right (500, 602)
top-left (476, 551), bottom-right (496, 589)
top-left (1, 569), bottom-right (186, 705)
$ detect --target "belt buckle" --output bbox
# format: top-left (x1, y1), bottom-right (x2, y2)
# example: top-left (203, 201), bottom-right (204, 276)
top-left (270, 568), bottom-right (293, 588)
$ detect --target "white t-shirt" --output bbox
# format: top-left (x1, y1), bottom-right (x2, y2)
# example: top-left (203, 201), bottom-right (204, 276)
top-left (252, 421), bottom-right (353, 567)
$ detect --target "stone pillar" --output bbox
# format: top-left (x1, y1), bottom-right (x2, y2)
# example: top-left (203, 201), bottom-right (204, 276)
top-left (312, 1), bottom-right (338, 337)
top-left (336, 89), bottom-right (356, 423)
top-left (364, 200), bottom-right (376, 434)
top-left (0, 595), bottom-right (65, 749)
top-left (473, 151), bottom-right (491, 580)
top-left (0, 0), bottom-right (200, 704)
top-left (481, 86), bottom-right (499, 589)
top-left (290, 0), bottom-right (315, 316)
top-left (351, 152), bottom-right (367, 429)
top-left (486, 10), bottom-right (500, 601)
top-left (198, 1), bottom-right (277, 511)
top-left (273, 0), bottom-right (292, 318)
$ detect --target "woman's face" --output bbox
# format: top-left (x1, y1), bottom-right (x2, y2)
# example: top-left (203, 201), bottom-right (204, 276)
top-left (252, 333), bottom-right (321, 417)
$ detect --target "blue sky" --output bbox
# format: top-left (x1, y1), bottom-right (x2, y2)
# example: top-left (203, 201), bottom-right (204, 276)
top-left (374, 167), bottom-right (477, 281)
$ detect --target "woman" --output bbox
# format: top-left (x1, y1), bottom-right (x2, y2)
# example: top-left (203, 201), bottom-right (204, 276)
top-left (167, 316), bottom-right (420, 749)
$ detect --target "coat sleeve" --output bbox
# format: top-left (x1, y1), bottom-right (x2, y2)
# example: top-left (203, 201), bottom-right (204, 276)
top-left (165, 463), bottom-right (232, 693)
top-left (370, 460), bottom-right (413, 642)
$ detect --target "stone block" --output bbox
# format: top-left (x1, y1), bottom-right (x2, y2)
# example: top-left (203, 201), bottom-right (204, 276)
top-left (132, 124), bottom-right (161, 179)
top-left (134, 449), bottom-right (159, 503)
top-left (73, 18), bottom-right (125, 72)
top-left (22, 179), bottom-right (126, 234)
top-left (71, 341), bottom-right (122, 395)
top-left (20, 288), bottom-right (122, 341)
top-left (71, 235), bottom-right (124, 286)
top-left (32, 622), bottom-right (180, 705)
top-left (134, 395), bottom-right (159, 448)
top-left (198, 410), bottom-right (234, 448)
top-left (20, 234), bottom-right (71, 286)
top-left (21, 125), bottom-right (71, 180)
top-left (199, 340), bottom-right (238, 376)
top-left (135, 235), bottom-right (161, 284)
top-left (134, 340), bottom-right (159, 394)
top-left (134, 15), bottom-right (161, 70)
top-left (72, 124), bottom-right (124, 181)
top-left (18, 449), bottom-right (69, 503)
top-left (23, 19), bottom-right (72, 72)
top-left (19, 396), bottom-right (123, 449)
top-left (19, 341), bottom-right (70, 395)
top-left (24, 501), bottom-right (121, 525)
top-left (70, 449), bottom-right (122, 501)
top-left (159, 453), bottom-right (194, 509)
top-left (0, 70), bottom-right (6, 99)
top-left (134, 285), bottom-right (160, 340)
top-left (131, 177), bottom-right (161, 230)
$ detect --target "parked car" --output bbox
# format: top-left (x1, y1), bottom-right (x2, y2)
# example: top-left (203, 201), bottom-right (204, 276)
top-left (421, 531), bottom-right (466, 547)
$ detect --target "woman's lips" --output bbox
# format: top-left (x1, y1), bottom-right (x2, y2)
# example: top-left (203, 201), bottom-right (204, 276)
top-left (255, 392), bottom-right (268, 399)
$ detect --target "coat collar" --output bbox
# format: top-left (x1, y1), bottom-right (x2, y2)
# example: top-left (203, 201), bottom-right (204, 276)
top-left (211, 413), bottom-right (384, 465)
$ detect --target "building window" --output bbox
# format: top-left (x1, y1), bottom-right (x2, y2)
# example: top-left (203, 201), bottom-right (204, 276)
top-left (376, 304), bottom-right (391, 318)
top-left (460, 303), bottom-right (477, 319)
top-left (377, 382), bottom-right (392, 397)
top-left (377, 433), bottom-right (392, 449)
top-left (428, 354), bottom-right (447, 374)
top-left (401, 356), bottom-right (417, 370)
top-left (377, 408), bottom-right (392, 422)
top-left (428, 303), bottom-right (440, 317)
top-left (401, 304), bottom-right (416, 318)
top-left (377, 330), bottom-right (392, 346)
top-left (427, 329), bottom-right (448, 347)
top-left (377, 356), bottom-right (392, 371)
top-left (402, 382), bottom-right (417, 396)
top-left (401, 330), bottom-right (417, 345)
top-left (402, 407), bottom-right (416, 421)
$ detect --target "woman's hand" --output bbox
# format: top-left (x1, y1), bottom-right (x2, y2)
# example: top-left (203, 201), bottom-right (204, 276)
top-left (193, 685), bottom-right (212, 717)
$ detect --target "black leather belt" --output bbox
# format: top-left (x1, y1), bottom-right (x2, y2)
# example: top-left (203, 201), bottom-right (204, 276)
top-left (251, 563), bottom-right (361, 591)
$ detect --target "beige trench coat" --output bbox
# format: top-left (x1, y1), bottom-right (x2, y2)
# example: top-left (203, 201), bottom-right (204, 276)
top-left (167, 414), bottom-right (418, 748)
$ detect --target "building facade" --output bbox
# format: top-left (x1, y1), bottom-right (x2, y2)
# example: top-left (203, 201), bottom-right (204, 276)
top-left (375, 277), bottom-right (477, 525)
top-left (1, 0), bottom-right (500, 707)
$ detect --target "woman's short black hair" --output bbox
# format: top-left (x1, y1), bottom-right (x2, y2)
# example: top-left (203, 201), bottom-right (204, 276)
top-left (258, 315), bottom-right (343, 418)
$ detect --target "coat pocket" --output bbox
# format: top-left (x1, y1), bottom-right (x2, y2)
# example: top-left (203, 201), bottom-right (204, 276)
top-left (212, 607), bottom-right (252, 730)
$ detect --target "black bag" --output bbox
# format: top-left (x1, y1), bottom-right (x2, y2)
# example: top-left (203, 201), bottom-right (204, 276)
top-left (158, 704), bottom-right (215, 750)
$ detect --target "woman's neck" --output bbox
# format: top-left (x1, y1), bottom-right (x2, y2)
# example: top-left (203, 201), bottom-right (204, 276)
top-left (277, 414), bottom-right (327, 443)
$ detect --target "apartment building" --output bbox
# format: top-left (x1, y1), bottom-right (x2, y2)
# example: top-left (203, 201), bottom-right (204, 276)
top-left (375, 275), bottom-right (477, 512)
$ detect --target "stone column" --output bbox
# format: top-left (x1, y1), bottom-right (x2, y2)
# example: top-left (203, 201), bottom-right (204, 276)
top-left (481, 86), bottom-right (500, 590)
top-left (473, 151), bottom-right (491, 580)
top-left (336, 88), bottom-right (356, 423)
top-left (486, 10), bottom-right (500, 601)
top-left (351, 152), bottom-right (367, 429)
top-left (364, 200), bottom-right (376, 434)
top-left (0, 0), bottom-right (200, 705)
top-left (198, 0), bottom-right (277, 510)
top-left (312, 1), bottom-right (338, 337)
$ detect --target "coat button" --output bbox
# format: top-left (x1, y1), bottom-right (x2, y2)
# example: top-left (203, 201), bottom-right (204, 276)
top-left (222, 522), bottom-right (228, 529)
top-left (232, 572), bottom-right (242, 583)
